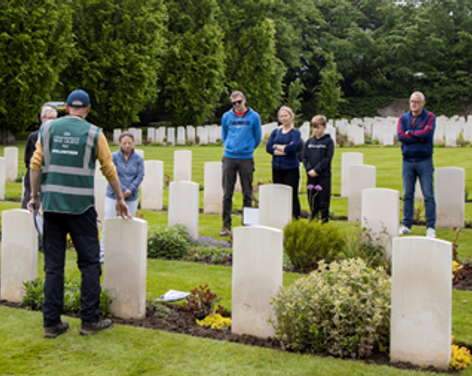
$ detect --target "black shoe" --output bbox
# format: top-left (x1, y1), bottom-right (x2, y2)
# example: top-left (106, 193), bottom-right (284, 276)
top-left (44, 321), bottom-right (69, 338)
top-left (219, 226), bottom-right (231, 236)
top-left (80, 319), bottom-right (113, 336)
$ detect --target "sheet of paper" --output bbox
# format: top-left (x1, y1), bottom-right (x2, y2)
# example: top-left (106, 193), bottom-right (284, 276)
top-left (155, 290), bottom-right (190, 302)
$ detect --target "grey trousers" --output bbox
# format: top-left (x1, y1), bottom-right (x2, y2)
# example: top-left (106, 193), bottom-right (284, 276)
top-left (222, 157), bottom-right (254, 227)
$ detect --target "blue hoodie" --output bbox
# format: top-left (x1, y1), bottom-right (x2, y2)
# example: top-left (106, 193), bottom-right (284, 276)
top-left (222, 107), bottom-right (262, 159)
top-left (397, 108), bottom-right (435, 161)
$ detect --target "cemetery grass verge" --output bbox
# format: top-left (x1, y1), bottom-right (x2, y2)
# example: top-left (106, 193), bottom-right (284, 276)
top-left (0, 305), bottom-right (467, 376)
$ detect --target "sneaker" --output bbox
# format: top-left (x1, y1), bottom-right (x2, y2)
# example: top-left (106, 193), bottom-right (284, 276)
top-left (219, 226), bottom-right (231, 237)
top-left (80, 319), bottom-right (113, 336)
top-left (398, 225), bottom-right (411, 235)
top-left (426, 228), bottom-right (436, 238)
top-left (44, 320), bottom-right (69, 338)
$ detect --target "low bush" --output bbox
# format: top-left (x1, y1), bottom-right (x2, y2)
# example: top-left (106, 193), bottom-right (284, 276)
top-left (147, 224), bottom-right (191, 260)
top-left (183, 284), bottom-right (224, 319)
top-left (271, 259), bottom-right (391, 359)
top-left (340, 226), bottom-right (390, 273)
top-left (283, 219), bottom-right (344, 273)
top-left (22, 277), bottom-right (113, 316)
top-left (184, 246), bottom-right (232, 264)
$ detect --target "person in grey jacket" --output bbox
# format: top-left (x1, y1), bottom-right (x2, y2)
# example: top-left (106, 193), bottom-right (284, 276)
top-left (100, 131), bottom-right (144, 262)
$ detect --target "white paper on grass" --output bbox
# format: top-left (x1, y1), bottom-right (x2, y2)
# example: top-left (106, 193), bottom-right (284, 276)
top-left (156, 290), bottom-right (190, 302)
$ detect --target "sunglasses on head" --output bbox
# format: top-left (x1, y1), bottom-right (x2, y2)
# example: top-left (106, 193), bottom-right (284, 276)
top-left (231, 100), bottom-right (243, 106)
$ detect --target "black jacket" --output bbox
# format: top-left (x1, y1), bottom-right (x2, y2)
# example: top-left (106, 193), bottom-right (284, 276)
top-left (302, 134), bottom-right (334, 177)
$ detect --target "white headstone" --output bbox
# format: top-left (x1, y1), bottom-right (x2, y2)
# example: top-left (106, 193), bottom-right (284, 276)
top-left (94, 176), bottom-right (107, 226)
top-left (464, 122), bottom-right (472, 142)
top-left (134, 149), bottom-right (144, 159)
top-left (177, 127), bottom-right (186, 145)
top-left (135, 129), bottom-right (142, 146)
top-left (348, 125), bottom-right (364, 145)
top-left (361, 188), bottom-right (399, 258)
top-left (434, 123), bottom-right (444, 144)
top-left (436, 167), bottom-right (465, 228)
top-left (1, 209), bottom-right (38, 302)
top-left (199, 128), bottom-right (208, 144)
top-left (341, 152), bottom-right (363, 197)
top-left (204, 162), bottom-right (223, 214)
top-left (113, 129), bottom-right (122, 144)
top-left (391, 237), bottom-right (452, 369)
top-left (0, 157), bottom-right (5, 200)
top-left (167, 128), bottom-right (175, 145)
top-left (232, 226), bottom-right (283, 338)
top-left (141, 161), bottom-right (163, 210)
top-left (4, 147), bottom-right (18, 182)
top-left (325, 126), bottom-right (337, 146)
top-left (258, 184), bottom-right (292, 230)
top-left (173, 150), bottom-right (192, 181)
top-left (187, 126), bottom-right (195, 143)
top-left (300, 122), bottom-right (310, 141)
top-left (209, 125), bottom-right (218, 143)
top-left (168, 181), bottom-right (199, 238)
top-left (414, 178), bottom-right (423, 202)
top-left (103, 218), bottom-right (147, 319)
top-left (445, 125), bottom-right (457, 147)
top-left (348, 165), bottom-right (376, 222)
top-left (147, 128), bottom-right (155, 142)
top-left (156, 127), bottom-right (165, 143)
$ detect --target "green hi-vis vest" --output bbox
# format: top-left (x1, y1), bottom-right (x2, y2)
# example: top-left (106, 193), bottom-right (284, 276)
top-left (40, 116), bottom-right (101, 214)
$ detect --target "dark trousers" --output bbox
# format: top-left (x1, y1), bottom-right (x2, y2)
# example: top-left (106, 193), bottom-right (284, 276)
top-left (222, 157), bottom-right (254, 227)
top-left (307, 176), bottom-right (331, 222)
top-left (42, 207), bottom-right (101, 327)
top-left (272, 167), bottom-right (301, 219)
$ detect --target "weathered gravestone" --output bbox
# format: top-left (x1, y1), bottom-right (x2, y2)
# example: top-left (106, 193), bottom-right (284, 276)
top-left (348, 125), bottom-right (364, 145)
top-left (103, 218), bottom-right (147, 319)
top-left (258, 184), bottom-right (292, 231)
top-left (4, 147), bottom-right (18, 182)
top-left (141, 161), bottom-right (163, 210)
top-left (1, 210), bottom-right (37, 302)
top-left (341, 152), bottom-right (363, 197)
top-left (168, 181), bottom-right (199, 238)
top-left (436, 167), bottom-right (465, 228)
top-left (361, 188), bottom-right (399, 258)
top-left (391, 237), bottom-right (452, 369)
top-left (177, 127), bottom-right (186, 145)
top-left (147, 127), bottom-right (155, 142)
top-left (348, 165), bottom-right (376, 222)
top-left (204, 162), bottom-right (222, 214)
top-left (232, 226), bottom-right (283, 338)
top-left (135, 129), bottom-right (142, 146)
top-left (167, 128), bottom-right (175, 145)
top-left (173, 150), bottom-right (192, 181)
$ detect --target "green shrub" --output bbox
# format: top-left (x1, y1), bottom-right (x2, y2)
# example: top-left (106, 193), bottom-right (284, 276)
top-left (147, 224), bottom-right (191, 259)
top-left (271, 259), bottom-right (391, 359)
top-left (22, 277), bottom-right (113, 316)
top-left (184, 246), bottom-right (232, 263)
top-left (283, 220), bottom-right (344, 273)
top-left (340, 226), bottom-right (391, 273)
top-left (183, 284), bottom-right (224, 318)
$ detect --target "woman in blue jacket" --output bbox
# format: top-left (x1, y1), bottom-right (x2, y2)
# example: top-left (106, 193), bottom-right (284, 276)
top-left (100, 131), bottom-right (145, 262)
top-left (266, 106), bottom-right (302, 219)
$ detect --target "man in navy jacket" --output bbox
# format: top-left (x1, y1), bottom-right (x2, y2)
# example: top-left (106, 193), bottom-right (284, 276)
top-left (397, 91), bottom-right (436, 238)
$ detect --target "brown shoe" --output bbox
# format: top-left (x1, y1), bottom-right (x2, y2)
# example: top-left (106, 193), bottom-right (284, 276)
top-left (44, 321), bottom-right (69, 338)
top-left (219, 226), bottom-right (231, 237)
top-left (80, 319), bottom-right (113, 336)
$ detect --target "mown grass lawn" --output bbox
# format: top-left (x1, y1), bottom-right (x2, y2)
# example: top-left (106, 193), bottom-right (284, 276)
top-left (1, 142), bottom-right (472, 375)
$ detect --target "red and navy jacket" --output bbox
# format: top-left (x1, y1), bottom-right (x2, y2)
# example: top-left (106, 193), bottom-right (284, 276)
top-left (397, 108), bottom-right (435, 160)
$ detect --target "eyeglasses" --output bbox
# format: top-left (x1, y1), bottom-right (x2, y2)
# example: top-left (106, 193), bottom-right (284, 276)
top-left (231, 100), bottom-right (243, 106)
top-left (410, 100), bottom-right (422, 104)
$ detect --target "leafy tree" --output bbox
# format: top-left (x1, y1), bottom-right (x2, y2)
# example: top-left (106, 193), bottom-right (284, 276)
top-left (316, 53), bottom-right (343, 120)
top-left (219, 0), bottom-right (285, 122)
top-left (159, 0), bottom-right (225, 126)
top-left (60, 0), bottom-right (166, 130)
top-left (0, 0), bottom-right (72, 140)
top-left (285, 78), bottom-right (305, 116)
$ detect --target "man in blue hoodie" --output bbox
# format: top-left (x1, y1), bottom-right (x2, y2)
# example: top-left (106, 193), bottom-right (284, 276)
top-left (220, 91), bottom-right (262, 236)
top-left (397, 91), bottom-right (436, 238)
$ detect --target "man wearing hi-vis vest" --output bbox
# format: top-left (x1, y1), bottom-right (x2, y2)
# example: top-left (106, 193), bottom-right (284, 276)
top-left (28, 90), bottom-right (131, 338)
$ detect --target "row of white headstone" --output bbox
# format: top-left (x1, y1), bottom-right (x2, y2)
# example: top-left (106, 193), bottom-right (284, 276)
top-left (0, 203), bottom-right (452, 369)
top-left (336, 115), bottom-right (472, 146)
top-left (341, 152), bottom-right (466, 229)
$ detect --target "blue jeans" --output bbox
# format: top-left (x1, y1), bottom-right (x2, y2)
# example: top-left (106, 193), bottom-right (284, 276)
top-left (402, 158), bottom-right (436, 229)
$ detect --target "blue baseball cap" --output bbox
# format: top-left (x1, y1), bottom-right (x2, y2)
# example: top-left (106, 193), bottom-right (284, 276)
top-left (67, 90), bottom-right (90, 107)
